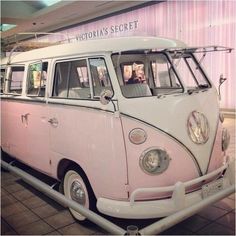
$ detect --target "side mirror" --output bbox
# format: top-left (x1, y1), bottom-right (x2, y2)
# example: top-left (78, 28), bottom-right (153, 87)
top-left (219, 74), bottom-right (227, 85)
top-left (218, 74), bottom-right (227, 100)
top-left (100, 89), bottom-right (113, 105)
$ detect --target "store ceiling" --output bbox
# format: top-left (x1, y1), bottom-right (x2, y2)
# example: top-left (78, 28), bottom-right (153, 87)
top-left (1, 0), bottom-right (153, 44)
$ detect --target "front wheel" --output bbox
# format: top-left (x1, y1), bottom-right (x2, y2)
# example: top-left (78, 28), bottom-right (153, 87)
top-left (63, 169), bottom-right (96, 222)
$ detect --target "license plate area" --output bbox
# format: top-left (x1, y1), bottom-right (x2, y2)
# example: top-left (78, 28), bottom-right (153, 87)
top-left (202, 178), bottom-right (224, 199)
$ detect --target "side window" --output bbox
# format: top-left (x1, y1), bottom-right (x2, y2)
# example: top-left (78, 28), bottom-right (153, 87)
top-left (1, 68), bottom-right (5, 93)
top-left (9, 66), bottom-right (25, 94)
top-left (151, 55), bottom-right (179, 88)
top-left (185, 57), bottom-right (207, 86)
top-left (53, 59), bottom-right (90, 99)
top-left (89, 58), bottom-right (113, 96)
top-left (27, 62), bottom-right (48, 96)
top-left (53, 61), bottom-right (70, 97)
top-left (68, 60), bottom-right (90, 99)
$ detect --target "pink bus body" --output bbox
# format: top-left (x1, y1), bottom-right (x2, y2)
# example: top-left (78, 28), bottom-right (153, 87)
top-left (1, 37), bottom-right (234, 220)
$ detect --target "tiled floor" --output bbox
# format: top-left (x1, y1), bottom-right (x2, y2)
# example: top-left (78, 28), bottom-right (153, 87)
top-left (1, 118), bottom-right (235, 235)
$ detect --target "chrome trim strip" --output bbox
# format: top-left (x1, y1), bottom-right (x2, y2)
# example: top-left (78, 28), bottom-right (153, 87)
top-left (1, 96), bottom-right (116, 113)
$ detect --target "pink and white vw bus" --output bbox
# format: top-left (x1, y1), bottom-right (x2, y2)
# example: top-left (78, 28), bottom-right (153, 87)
top-left (1, 37), bottom-right (234, 221)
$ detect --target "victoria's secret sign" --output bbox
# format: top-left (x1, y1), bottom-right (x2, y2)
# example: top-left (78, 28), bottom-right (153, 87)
top-left (78, 20), bottom-right (138, 41)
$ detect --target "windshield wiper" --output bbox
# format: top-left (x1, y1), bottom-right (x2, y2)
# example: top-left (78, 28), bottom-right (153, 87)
top-left (187, 84), bottom-right (209, 95)
top-left (198, 84), bottom-right (209, 89)
top-left (187, 89), bottom-right (198, 95)
top-left (157, 89), bottom-right (183, 98)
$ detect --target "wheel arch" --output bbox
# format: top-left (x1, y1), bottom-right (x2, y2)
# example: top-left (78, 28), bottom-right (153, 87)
top-left (57, 158), bottom-right (90, 185)
top-left (59, 158), bottom-right (98, 221)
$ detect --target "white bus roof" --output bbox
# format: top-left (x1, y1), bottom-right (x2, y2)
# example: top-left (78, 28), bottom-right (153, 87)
top-left (1, 36), bottom-right (187, 65)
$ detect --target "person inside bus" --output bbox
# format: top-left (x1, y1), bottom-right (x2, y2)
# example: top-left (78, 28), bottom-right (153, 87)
top-left (127, 70), bottom-right (140, 84)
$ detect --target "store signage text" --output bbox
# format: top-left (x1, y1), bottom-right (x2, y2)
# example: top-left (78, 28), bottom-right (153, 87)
top-left (78, 20), bottom-right (138, 41)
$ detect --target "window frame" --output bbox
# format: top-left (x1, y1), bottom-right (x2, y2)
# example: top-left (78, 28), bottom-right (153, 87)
top-left (111, 51), bottom-right (184, 99)
top-left (88, 57), bottom-right (114, 99)
top-left (51, 56), bottom-right (114, 101)
top-left (188, 53), bottom-right (212, 88)
top-left (150, 53), bottom-right (183, 90)
top-left (1, 67), bottom-right (6, 94)
top-left (169, 52), bottom-right (212, 90)
top-left (7, 65), bottom-right (25, 95)
top-left (52, 58), bottom-right (91, 99)
top-left (26, 60), bottom-right (49, 97)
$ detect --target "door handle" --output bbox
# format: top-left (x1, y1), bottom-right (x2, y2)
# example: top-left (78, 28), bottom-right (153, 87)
top-left (48, 118), bottom-right (58, 127)
top-left (21, 113), bottom-right (30, 123)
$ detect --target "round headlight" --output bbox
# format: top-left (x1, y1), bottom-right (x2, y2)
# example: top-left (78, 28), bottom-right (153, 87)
top-left (222, 128), bottom-right (230, 151)
top-left (140, 148), bottom-right (170, 175)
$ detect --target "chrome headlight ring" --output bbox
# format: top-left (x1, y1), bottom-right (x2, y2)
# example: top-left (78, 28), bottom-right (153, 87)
top-left (139, 147), bottom-right (170, 175)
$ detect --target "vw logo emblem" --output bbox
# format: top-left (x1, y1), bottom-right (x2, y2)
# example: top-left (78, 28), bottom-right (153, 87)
top-left (187, 111), bottom-right (210, 144)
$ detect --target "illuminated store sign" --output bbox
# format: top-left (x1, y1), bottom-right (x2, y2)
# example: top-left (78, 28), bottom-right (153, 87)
top-left (78, 20), bottom-right (138, 41)
top-left (25, 1), bottom-right (234, 109)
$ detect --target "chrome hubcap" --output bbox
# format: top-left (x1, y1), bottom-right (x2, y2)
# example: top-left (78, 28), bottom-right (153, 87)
top-left (70, 180), bottom-right (86, 205)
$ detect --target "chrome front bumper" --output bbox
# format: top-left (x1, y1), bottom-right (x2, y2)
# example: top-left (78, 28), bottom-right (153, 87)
top-left (97, 160), bottom-right (235, 219)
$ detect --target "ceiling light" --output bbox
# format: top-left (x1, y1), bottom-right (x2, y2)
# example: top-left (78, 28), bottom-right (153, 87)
top-left (0, 24), bottom-right (17, 32)
top-left (41, 0), bottom-right (61, 7)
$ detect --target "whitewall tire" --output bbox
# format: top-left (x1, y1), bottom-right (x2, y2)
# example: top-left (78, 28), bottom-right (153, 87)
top-left (63, 169), bottom-right (95, 221)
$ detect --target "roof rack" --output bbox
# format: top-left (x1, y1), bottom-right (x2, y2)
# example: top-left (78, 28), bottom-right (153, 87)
top-left (165, 46), bottom-right (233, 53)
top-left (2, 32), bottom-right (79, 53)
top-left (3, 32), bottom-right (79, 65)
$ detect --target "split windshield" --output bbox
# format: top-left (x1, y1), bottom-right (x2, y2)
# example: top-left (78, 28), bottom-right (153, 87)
top-left (111, 51), bottom-right (210, 98)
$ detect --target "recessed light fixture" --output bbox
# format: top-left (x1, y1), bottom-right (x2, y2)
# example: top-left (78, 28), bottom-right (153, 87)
top-left (42, 0), bottom-right (61, 7)
top-left (0, 24), bottom-right (17, 32)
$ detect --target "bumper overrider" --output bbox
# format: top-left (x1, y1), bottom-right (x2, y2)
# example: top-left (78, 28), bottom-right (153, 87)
top-left (97, 159), bottom-right (235, 219)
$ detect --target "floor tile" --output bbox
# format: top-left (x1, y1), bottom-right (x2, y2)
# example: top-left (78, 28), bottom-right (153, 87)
top-left (1, 195), bottom-right (18, 207)
top-left (5, 209), bottom-right (40, 229)
top-left (91, 230), bottom-right (108, 235)
top-left (214, 197), bottom-right (235, 211)
top-left (88, 225), bottom-right (108, 235)
top-left (179, 214), bottom-right (211, 232)
top-left (13, 189), bottom-right (35, 201)
top-left (15, 220), bottom-right (54, 235)
top-left (58, 222), bottom-right (96, 235)
top-left (32, 203), bottom-right (64, 218)
top-left (22, 195), bottom-right (48, 209)
top-left (1, 202), bottom-right (28, 218)
top-left (216, 212), bottom-right (235, 230)
top-left (44, 210), bottom-right (75, 229)
top-left (197, 222), bottom-right (235, 235)
top-left (228, 193), bottom-right (235, 201)
top-left (162, 224), bottom-right (193, 235)
top-left (44, 230), bottom-right (62, 235)
top-left (1, 171), bottom-right (19, 181)
top-left (3, 182), bottom-right (25, 194)
top-left (1, 188), bottom-right (10, 197)
top-left (1, 177), bottom-right (20, 187)
top-left (1, 218), bottom-right (17, 235)
top-left (197, 205), bottom-right (228, 221)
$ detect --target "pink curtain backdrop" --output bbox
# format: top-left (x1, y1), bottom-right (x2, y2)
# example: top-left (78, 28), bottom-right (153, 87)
top-left (35, 0), bottom-right (236, 109)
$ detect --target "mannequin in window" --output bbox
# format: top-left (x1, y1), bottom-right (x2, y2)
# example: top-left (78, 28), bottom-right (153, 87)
top-left (127, 70), bottom-right (140, 84)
